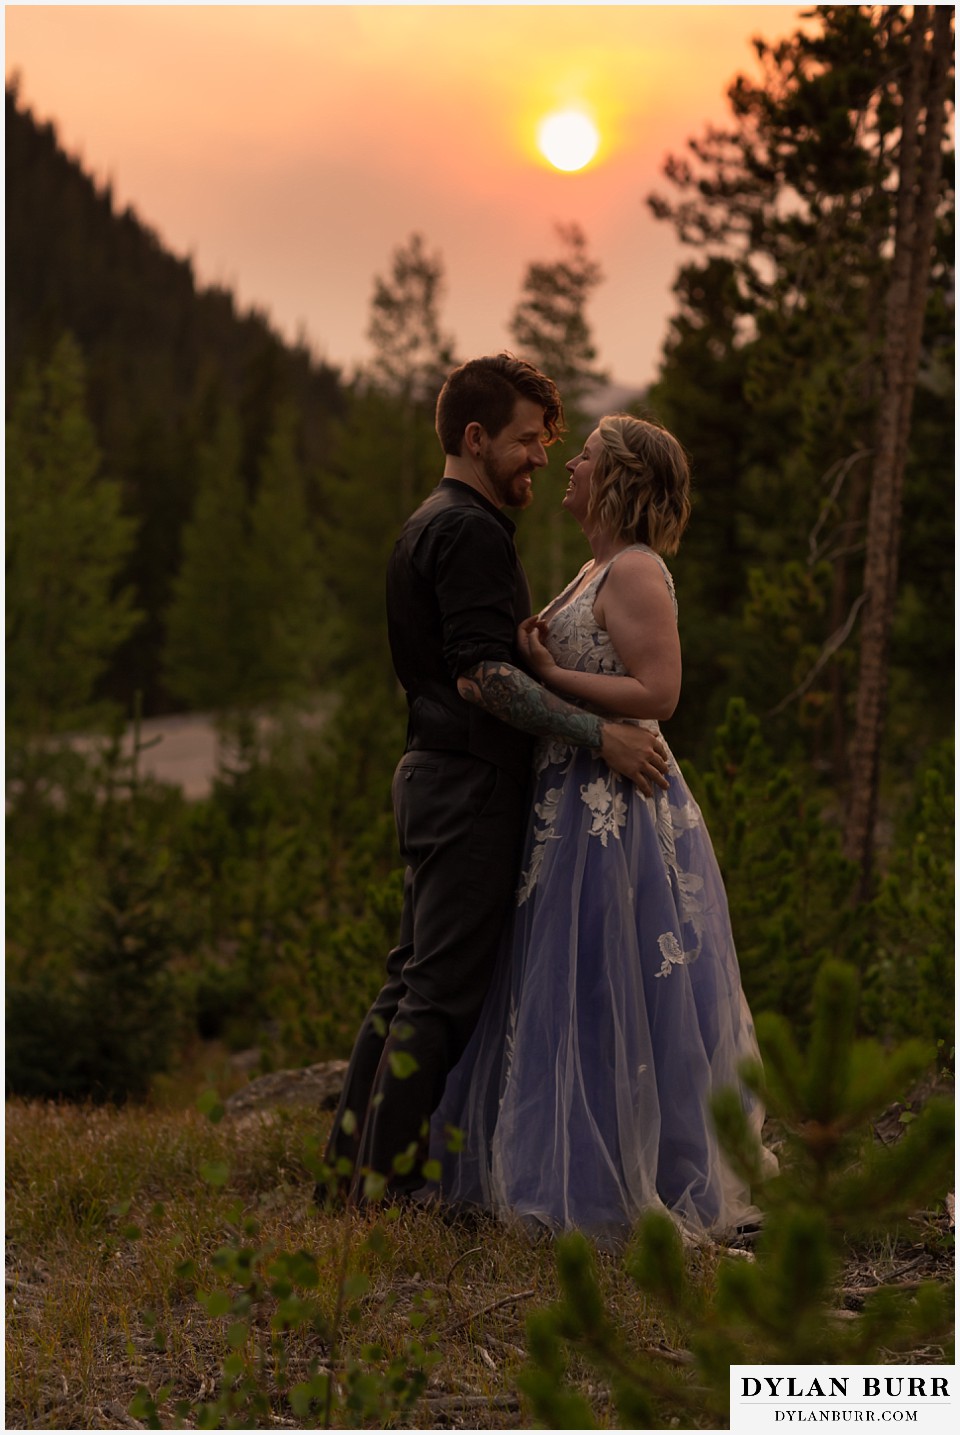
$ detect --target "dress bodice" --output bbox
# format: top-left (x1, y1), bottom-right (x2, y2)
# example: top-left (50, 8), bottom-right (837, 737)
top-left (539, 544), bottom-right (677, 679)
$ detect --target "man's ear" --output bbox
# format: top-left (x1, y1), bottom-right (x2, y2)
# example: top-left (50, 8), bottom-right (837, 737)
top-left (463, 421), bottom-right (484, 455)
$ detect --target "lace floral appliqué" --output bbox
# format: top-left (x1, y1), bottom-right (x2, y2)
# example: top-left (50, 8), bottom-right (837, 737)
top-left (580, 774), bottom-right (627, 846)
top-left (517, 547), bottom-right (682, 901)
top-left (517, 785), bottom-right (563, 905)
top-left (653, 788), bottom-right (706, 977)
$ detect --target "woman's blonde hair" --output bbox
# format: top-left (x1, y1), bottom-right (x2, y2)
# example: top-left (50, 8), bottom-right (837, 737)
top-left (586, 414), bottom-right (692, 555)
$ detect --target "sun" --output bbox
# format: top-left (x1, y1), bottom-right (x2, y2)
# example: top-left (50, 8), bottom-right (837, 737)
top-left (537, 109), bottom-right (600, 172)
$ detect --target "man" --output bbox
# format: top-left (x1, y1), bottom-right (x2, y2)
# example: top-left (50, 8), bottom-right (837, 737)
top-left (324, 354), bottom-right (668, 1204)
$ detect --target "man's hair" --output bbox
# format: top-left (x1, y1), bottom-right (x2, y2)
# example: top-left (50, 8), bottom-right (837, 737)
top-left (586, 414), bottom-right (692, 555)
top-left (435, 353), bottom-right (564, 456)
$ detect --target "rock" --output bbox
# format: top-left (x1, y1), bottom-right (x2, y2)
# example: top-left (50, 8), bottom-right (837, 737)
top-left (223, 1059), bottom-right (348, 1115)
top-left (872, 1073), bottom-right (954, 1146)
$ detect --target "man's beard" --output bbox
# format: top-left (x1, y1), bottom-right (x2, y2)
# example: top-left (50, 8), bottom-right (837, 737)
top-left (482, 452), bottom-right (534, 510)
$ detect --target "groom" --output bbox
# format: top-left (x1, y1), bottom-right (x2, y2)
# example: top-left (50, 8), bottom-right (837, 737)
top-left (324, 353), bottom-right (669, 1204)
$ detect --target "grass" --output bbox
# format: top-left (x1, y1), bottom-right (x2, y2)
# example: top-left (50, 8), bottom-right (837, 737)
top-left (6, 1053), bottom-right (953, 1431)
top-left (4, 1094), bottom-right (679, 1430)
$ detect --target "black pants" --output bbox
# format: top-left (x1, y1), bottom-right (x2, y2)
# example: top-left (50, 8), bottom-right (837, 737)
top-left (326, 749), bottom-right (528, 1198)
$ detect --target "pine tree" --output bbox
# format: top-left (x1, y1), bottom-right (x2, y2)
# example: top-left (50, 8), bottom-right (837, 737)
top-left (510, 222), bottom-right (608, 413)
top-left (646, 258), bottom-right (768, 755)
top-left (844, 5), bottom-right (954, 886)
top-left (366, 231), bottom-right (457, 409)
top-left (163, 406), bottom-right (251, 710)
top-left (321, 237), bottom-right (458, 696)
top-left (245, 402), bottom-right (328, 706)
top-left (648, 6), bottom-right (955, 869)
top-left (5, 333), bottom-right (142, 735)
top-left (365, 233), bottom-right (457, 518)
top-left (318, 386), bottom-right (438, 696)
top-left (508, 223), bottom-right (607, 603)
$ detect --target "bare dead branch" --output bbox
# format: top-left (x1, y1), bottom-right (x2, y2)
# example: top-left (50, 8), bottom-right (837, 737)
top-left (444, 1246), bottom-right (483, 1293)
top-left (639, 1343), bottom-right (696, 1367)
top-left (419, 1391), bottom-right (522, 1417)
top-left (808, 450), bottom-right (872, 564)
top-left (439, 1288), bottom-right (538, 1338)
top-left (768, 594), bottom-right (867, 716)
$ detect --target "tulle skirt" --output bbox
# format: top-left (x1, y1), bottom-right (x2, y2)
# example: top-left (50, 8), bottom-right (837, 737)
top-left (427, 736), bottom-right (774, 1243)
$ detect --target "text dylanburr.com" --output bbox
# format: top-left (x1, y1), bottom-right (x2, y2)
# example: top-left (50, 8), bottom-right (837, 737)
top-left (730, 1367), bottom-right (954, 1434)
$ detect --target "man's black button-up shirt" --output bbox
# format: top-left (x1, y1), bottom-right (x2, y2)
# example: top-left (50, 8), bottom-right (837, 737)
top-left (386, 479), bottom-right (534, 783)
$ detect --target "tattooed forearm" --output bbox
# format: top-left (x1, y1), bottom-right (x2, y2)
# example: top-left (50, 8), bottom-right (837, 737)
top-left (458, 661), bottom-right (603, 749)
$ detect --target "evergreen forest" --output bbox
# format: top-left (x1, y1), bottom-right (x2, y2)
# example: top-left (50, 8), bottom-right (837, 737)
top-left (5, 8), bottom-right (954, 1098)
top-left (4, 9), bottom-right (955, 1428)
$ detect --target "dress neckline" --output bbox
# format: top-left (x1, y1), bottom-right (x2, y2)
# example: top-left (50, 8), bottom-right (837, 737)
top-left (541, 544), bottom-right (652, 621)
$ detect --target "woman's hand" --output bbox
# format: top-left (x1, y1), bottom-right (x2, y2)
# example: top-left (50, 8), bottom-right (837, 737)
top-left (518, 616), bottom-right (558, 682)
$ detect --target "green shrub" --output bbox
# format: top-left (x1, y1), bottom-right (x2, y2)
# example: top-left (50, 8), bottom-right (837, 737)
top-left (6, 737), bottom-right (188, 1101)
top-left (683, 698), bottom-right (861, 1026)
top-left (861, 739), bottom-right (954, 1050)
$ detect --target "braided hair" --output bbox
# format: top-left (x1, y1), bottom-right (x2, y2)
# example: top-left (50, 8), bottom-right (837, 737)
top-left (585, 414), bottom-right (692, 555)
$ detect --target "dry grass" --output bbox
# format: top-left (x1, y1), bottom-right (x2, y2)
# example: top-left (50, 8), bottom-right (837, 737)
top-left (8, 1085), bottom-right (951, 1430)
top-left (5, 1096), bottom-right (672, 1430)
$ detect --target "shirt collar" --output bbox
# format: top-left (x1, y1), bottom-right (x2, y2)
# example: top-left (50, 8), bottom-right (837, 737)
top-left (438, 478), bottom-right (517, 535)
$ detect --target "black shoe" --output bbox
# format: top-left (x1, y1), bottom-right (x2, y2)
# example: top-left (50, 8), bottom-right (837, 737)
top-left (312, 1176), bottom-right (352, 1212)
top-left (367, 1189), bottom-right (494, 1230)
top-left (727, 1221), bottom-right (763, 1248)
top-left (436, 1200), bottom-right (498, 1232)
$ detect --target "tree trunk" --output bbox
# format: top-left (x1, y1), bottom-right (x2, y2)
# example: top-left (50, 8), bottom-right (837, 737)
top-left (843, 7), bottom-right (953, 890)
top-left (830, 248), bottom-right (887, 786)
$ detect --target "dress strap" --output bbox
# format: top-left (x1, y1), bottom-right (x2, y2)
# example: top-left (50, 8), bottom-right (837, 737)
top-left (594, 543), bottom-right (678, 618)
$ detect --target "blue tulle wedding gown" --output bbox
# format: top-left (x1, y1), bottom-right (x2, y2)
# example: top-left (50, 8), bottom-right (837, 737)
top-left (426, 546), bottom-right (775, 1243)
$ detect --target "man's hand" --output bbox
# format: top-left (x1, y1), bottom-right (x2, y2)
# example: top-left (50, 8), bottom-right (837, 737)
top-left (599, 722), bottom-right (670, 797)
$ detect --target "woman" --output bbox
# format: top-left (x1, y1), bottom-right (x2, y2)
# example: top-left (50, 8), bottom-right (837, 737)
top-left (426, 413), bottom-right (774, 1244)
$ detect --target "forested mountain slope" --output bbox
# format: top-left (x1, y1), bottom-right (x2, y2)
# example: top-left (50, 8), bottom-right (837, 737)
top-left (6, 82), bottom-right (347, 712)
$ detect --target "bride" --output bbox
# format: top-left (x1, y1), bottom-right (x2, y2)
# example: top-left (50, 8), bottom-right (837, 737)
top-left (426, 413), bottom-right (775, 1243)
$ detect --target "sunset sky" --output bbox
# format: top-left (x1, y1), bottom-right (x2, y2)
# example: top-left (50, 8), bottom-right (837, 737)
top-left (5, 3), bottom-right (806, 386)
